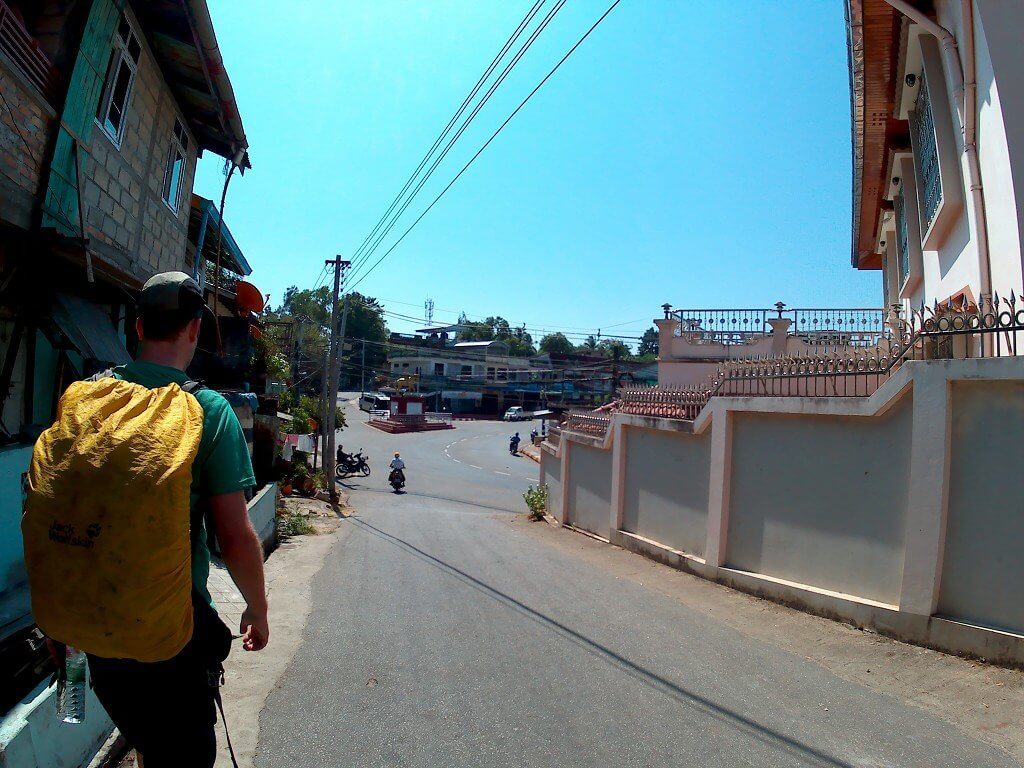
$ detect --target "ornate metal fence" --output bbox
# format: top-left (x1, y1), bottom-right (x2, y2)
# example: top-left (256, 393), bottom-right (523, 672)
top-left (618, 386), bottom-right (710, 420)
top-left (713, 295), bottom-right (1022, 398)
top-left (668, 304), bottom-right (886, 347)
top-left (637, 294), bottom-right (1023, 419)
top-left (562, 410), bottom-right (611, 438)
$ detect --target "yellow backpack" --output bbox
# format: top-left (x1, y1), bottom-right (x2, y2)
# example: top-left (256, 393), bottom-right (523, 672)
top-left (22, 376), bottom-right (204, 662)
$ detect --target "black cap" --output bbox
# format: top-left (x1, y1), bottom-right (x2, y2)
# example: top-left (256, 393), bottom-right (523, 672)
top-left (138, 271), bottom-right (212, 320)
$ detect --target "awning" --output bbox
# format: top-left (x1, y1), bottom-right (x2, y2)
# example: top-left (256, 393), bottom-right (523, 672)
top-left (189, 195), bottom-right (251, 277)
top-left (50, 293), bottom-right (131, 367)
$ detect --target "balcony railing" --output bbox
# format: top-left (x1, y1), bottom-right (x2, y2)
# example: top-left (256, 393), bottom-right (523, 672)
top-left (613, 293), bottom-right (1024, 422)
top-left (619, 385), bottom-right (709, 421)
top-left (0, 1), bottom-right (59, 99)
top-left (668, 304), bottom-right (886, 347)
top-left (563, 410), bottom-right (611, 438)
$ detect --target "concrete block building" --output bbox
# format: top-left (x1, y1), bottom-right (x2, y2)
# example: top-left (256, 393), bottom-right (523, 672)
top-left (0, 1), bottom-right (250, 760)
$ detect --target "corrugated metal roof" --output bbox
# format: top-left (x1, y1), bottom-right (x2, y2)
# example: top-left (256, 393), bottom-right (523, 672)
top-left (132, 0), bottom-right (249, 167)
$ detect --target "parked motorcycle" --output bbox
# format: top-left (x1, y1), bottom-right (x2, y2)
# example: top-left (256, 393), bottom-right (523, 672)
top-left (335, 449), bottom-right (371, 478)
top-left (389, 468), bottom-right (405, 493)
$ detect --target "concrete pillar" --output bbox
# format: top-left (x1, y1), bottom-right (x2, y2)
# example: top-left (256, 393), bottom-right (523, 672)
top-left (898, 372), bottom-right (952, 615)
top-left (767, 317), bottom-right (792, 355)
top-left (704, 409), bottom-right (734, 569)
top-left (558, 438), bottom-right (571, 525)
top-left (609, 421), bottom-right (627, 532)
top-left (655, 318), bottom-right (676, 359)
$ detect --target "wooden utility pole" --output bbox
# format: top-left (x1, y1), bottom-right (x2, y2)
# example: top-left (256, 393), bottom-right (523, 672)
top-left (322, 256), bottom-right (350, 498)
top-left (359, 338), bottom-right (366, 396)
top-left (326, 292), bottom-right (350, 499)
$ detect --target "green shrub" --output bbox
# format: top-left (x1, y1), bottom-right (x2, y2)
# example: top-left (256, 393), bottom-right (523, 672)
top-left (278, 510), bottom-right (315, 537)
top-left (523, 484), bottom-right (549, 521)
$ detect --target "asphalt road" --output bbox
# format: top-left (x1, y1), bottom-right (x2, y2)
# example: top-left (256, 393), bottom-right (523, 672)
top-left (255, 397), bottom-right (1015, 767)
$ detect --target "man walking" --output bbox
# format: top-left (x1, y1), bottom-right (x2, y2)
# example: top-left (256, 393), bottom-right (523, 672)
top-left (24, 272), bottom-right (268, 767)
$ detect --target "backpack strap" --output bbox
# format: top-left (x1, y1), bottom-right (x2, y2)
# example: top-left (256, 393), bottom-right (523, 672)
top-left (86, 368), bottom-right (115, 382)
top-left (181, 380), bottom-right (206, 395)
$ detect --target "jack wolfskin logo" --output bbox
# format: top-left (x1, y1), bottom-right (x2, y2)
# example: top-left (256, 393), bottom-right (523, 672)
top-left (48, 521), bottom-right (101, 549)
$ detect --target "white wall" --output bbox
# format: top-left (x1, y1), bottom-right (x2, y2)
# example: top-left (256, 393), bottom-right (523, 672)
top-left (938, 381), bottom-right (1024, 633)
top-left (540, 448), bottom-right (562, 520)
top-left (727, 404), bottom-right (913, 605)
top-left (622, 427), bottom-right (709, 557)
top-left (895, 0), bottom-right (1024, 314)
top-left (566, 443), bottom-right (611, 539)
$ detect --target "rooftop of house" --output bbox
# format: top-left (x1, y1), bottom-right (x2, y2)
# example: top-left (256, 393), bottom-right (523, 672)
top-left (845, 0), bottom-right (915, 270)
top-left (453, 340), bottom-right (508, 349)
top-left (132, 0), bottom-right (250, 167)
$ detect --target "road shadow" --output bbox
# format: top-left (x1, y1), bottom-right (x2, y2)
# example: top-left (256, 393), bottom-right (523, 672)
top-left (357, 487), bottom-right (519, 515)
top-left (349, 517), bottom-right (857, 768)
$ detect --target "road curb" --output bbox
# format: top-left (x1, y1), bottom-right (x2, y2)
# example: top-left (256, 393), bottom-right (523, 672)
top-left (521, 449), bottom-right (541, 464)
top-left (85, 731), bottom-right (127, 768)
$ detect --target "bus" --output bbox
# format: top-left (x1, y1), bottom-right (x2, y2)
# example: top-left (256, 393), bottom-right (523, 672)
top-left (359, 393), bottom-right (390, 413)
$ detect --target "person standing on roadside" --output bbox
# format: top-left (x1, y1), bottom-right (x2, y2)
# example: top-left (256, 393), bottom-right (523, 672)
top-left (23, 272), bottom-right (268, 767)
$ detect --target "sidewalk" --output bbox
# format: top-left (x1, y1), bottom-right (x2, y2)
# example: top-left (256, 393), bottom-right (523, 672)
top-left (115, 497), bottom-right (346, 768)
top-left (519, 441), bottom-right (541, 465)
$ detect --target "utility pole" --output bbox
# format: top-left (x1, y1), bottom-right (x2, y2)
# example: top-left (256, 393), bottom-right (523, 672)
top-left (322, 256), bottom-right (350, 500)
top-left (291, 319), bottom-right (302, 383)
top-left (359, 338), bottom-right (366, 396)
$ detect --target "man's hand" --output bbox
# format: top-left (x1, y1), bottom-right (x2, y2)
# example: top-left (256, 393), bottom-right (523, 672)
top-left (211, 491), bottom-right (269, 651)
top-left (240, 606), bottom-right (269, 651)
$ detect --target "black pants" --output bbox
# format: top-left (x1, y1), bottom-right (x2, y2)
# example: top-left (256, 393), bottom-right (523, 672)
top-left (88, 643), bottom-right (217, 767)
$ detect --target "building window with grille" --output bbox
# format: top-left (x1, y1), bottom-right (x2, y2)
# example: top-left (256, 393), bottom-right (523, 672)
top-left (894, 188), bottom-right (911, 287)
top-left (162, 119), bottom-right (189, 212)
top-left (906, 35), bottom-right (963, 248)
top-left (909, 74), bottom-right (941, 231)
top-left (96, 14), bottom-right (142, 146)
top-left (433, 362), bottom-right (444, 376)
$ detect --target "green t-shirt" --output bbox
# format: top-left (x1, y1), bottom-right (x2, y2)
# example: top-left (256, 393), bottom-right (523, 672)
top-left (111, 361), bottom-right (256, 605)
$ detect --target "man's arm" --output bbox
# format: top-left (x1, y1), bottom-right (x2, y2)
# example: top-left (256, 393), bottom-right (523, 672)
top-left (210, 491), bottom-right (269, 651)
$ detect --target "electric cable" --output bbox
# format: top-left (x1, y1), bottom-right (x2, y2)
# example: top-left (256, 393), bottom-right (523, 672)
top-left (347, 1), bottom-right (545, 274)
top-left (346, 0), bottom-right (623, 292)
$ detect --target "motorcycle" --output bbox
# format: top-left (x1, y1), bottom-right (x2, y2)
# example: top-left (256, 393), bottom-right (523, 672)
top-left (389, 468), bottom-right (405, 492)
top-left (509, 438), bottom-right (520, 456)
top-left (335, 450), bottom-right (371, 478)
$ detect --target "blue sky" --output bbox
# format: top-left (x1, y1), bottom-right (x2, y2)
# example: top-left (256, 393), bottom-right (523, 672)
top-left (194, 1), bottom-right (880, 345)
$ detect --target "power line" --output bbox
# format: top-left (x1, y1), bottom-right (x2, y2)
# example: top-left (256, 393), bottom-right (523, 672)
top-left (345, 0), bottom-right (623, 292)
top-left (349, 0), bottom-right (568, 281)
top-left (375, 295), bottom-right (653, 334)
top-left (347, 1), bottom-right (545, 276)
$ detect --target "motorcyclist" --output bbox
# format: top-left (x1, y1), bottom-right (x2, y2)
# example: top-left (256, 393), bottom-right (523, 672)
top-left (389, 452), bottom-right (406, 485)
top-left (336, 444), bottom-right (351, 467)
top-left (510, 432), bottom-right (521, 455)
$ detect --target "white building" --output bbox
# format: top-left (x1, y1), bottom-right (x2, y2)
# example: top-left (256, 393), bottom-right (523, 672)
top-left (850, 0), bottom-right (1024, 313)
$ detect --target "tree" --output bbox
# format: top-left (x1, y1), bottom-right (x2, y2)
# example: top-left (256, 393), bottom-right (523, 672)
top-left (338, 293), bottom-right (389, 389)
top-left (597, 339), bottom-right (631, 359)
top-left (456, 315), bottom-right (534, 356)
top-left (638, 327), bottom-right (659, 357)
top-left (578, 335), bottom-right (599, 353)
top-left (267, 286), bottom-right (389, 393)
top-left (539, 332), bottom-right (575, 354)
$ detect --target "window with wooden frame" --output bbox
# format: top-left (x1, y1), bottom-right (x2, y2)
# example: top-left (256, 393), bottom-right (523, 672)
top-left (96, 13), bottom-right (142, 146)
top-left (162, 118), bottom-right (189, 212)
